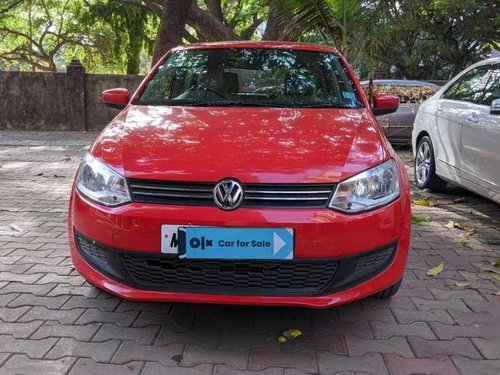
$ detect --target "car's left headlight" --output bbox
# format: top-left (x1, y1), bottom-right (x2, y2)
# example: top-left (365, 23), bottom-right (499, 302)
top-left (328, 159), bottom-right (399, 213)
top-left (76, 154), bottom-right (130, 206)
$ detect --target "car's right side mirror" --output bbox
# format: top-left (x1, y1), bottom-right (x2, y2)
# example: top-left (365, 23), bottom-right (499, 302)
top-left (372, 93), bottom-right (400, 116)
top-left (102, 88), bottom-right (130, 110)
top-left (490, 98), bottom-right (500, 115)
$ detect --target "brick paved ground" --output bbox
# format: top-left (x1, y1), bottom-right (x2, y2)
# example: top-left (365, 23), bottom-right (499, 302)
top-left (0, 131), bottom-right (499, 375)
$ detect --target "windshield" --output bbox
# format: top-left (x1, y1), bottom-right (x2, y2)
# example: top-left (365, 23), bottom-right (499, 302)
top-left (137, 48), bottom-right (363, 108)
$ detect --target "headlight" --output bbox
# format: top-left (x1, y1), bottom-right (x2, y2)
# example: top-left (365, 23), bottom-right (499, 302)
top-left (76, 154), bottom-right (130, 206)
top-left (329, 159), bottom-right (399, 213)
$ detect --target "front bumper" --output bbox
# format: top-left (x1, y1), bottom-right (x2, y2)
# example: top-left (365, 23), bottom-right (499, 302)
top-left (69, 188), bottom-right (411, 308)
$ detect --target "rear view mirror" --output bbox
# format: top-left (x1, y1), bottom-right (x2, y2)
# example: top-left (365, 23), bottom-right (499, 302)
top-left (372, 93), bottom-right (400, 116)
top-left (102, 88), bottom-right (130, 110)
top-left (490, 99), bottom-right (500, 115)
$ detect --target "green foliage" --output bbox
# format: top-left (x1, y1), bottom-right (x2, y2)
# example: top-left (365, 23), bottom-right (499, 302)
top-left (84, 0), bottom-right (158, 74)
top-left (372, 0), bottom-right (498, 80)
top-left (0, 0), bottom-right (498, 77)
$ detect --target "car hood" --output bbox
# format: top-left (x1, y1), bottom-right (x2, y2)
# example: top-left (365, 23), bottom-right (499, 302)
top-left (91, 105), bottom-right (389, 183)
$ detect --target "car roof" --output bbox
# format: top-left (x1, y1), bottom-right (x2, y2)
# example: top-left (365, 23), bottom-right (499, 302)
top-left (360, 79), bottom-right (438, 87)
top-left (172, 41), bottom-right (338, 54)
top-left (466, 57), bottom-right (500, 69)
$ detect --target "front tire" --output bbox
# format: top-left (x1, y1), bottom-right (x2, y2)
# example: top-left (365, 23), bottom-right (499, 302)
top-left (414, 136), bottom-right (447, 190)
top-left (375, 279), bottom-right (401, 298)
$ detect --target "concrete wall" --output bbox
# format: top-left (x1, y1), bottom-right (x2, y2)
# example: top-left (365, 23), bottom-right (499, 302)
top-left (0, 61), bottom-right (144, 131)
top-left (85, 74), bottom-right (143, 131)
top-left (0, 71), bottom-right (69, 130)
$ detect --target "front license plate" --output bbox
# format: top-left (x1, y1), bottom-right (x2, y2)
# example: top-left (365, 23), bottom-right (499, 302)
top-left (178, 227), bottom-right (294, 260)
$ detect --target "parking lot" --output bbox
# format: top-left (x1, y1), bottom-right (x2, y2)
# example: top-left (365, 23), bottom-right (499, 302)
top-left (0, 131), bottom-right (499, 374)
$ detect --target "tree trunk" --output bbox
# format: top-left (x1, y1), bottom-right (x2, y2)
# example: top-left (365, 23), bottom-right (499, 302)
top-left (187, 3), bottom-right (239, 41)
top-left (152, 0), bottom-right (193, 66)
top-left (263, 0), bottom-right (284, 40)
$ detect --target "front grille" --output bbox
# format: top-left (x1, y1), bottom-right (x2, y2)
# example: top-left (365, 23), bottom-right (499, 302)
top-left (353, 246), bottom-right (394, 277)
top-left (120, 255), bottom-right (338, 296)
top-left (74, 230), bottom-right (398, 297)
top-left (128, 179), bottom-right (335, 208)
top-left (76, 235), bottom-right (107, 261)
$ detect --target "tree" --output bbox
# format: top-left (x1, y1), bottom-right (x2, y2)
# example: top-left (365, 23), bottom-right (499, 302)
top-left (275, 0), bottom-right (380, 69)
top-left (373, 0), bottom-right (497, 79)
top-left (113, 0), bottom-right (270, 65)
top-left (86, 0), bottom-right (158, 74)
top-left (0, 0), bottom-right (93, 71)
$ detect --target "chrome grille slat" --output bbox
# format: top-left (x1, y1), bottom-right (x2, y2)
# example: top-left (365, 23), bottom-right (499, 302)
top-left (245, 189), bottom-right (331, 194)
top-left (128, 179), bottom-right (335, 208)
top-left (245, 196), bottom-right (328, 201)
top-left (129, 184), bottom-right (212, 193)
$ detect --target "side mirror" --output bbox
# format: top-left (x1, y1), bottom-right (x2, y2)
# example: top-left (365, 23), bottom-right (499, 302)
top-left (372, 93), bottom-right (400, 116)
top-left (490, 98), bottom-right (500, 115)
top-left (102, 88), bottom-right (130, 110)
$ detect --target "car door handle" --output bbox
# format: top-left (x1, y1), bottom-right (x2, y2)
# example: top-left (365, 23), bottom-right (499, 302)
top-left (466, 113), bottom-right (479, 123)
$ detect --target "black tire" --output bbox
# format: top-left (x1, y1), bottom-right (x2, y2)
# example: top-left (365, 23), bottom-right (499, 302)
top-left (375, 279), bottom-right (401, 298)
top-left (414, 135), bottom-right (447, 190)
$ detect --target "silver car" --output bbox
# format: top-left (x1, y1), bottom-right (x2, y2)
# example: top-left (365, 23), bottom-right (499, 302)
top-left (412, 58), bottom-right (500, 203)
top-left (362, 80), bottom-right (439, 145)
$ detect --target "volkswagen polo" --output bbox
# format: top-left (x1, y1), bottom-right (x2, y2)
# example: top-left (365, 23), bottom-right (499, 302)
top-left (69, 41), bottom-right (411, 308)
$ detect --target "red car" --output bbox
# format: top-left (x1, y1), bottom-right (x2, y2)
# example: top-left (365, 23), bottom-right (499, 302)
top-left (69, 41), bottom-right (410, 308)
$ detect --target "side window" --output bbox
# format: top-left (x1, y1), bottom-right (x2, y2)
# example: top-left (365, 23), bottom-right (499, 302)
top-left (442, 67), bottom-right (490, 103)
top-left (479, 67), bottom-right (500, 106)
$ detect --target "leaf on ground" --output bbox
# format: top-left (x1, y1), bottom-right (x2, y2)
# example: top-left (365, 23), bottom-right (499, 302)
top-left (457, 237), bottom-right (470, 246)
top-left (444, 220), bottom-right (466, 230)
top-left (8, 224), bottom-right (23, 232)
top-left (480, 265), bottom-right (500, 275)
top-left (426, 262), bottom-right (444, 277)
top-left (487, 274), bottom-right (500, 282)
top-left (454, 281), bottom-right (471, 288)
top-left (464, 229), bottom-right (476, 238)
top-left (411, 215), bottom-right (430, 223)
top-left (492, 290), bottom-right (500, 296)
top-left (413, 198), bottom-right (432, 207)
top-left (453, 197), bottom-right (469, 203)
top-left (491, 258), bottom-right (500, 267)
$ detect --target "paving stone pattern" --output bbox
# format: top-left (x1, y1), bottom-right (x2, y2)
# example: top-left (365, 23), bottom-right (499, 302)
top-left (0, 131), bottom-right (499, 374)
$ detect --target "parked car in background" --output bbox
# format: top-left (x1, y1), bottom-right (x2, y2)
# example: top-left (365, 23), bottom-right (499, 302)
top-left (69, 41), bottom-right (411, 308)
top-left (361, 80), bottom-right (439, 145)
top-left (412, 58), bottom-right (500, 203)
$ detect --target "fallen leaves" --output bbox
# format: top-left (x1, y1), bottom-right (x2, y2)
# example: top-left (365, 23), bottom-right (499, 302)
top-left (426, 262), bottom-right (444, 277)
top-left (454, 282), bottom-right (472, 288)
top-left (411, 215), bottom-right (430, 223)
top-left (413, 198), bottom-right (432, 207)
top-left (479, 265), bottom-right (500, 275)
top-left (443, 220), bottom-right (476, 246)
top-left (491, 258), bottom-right (500, 267)
top-left (278, 328), bottom-right (302, 344)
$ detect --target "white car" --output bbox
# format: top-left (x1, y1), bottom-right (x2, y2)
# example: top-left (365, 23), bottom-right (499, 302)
top-left (412, 58), bottom-right (500, 203)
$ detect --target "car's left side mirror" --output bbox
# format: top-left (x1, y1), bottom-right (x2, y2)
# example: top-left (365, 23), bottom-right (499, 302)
top-left (490, 98), bottom-right (500, 115)
top-left (102, 88), bottom-right (130, 110)
top-left (372, 93), bottom-right (400, 116)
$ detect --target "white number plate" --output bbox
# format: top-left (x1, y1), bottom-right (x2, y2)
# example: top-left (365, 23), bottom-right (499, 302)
top-left (160, 225), bottom-right (183, 254)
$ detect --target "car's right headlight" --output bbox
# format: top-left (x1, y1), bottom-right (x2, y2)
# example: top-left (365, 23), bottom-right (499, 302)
top-left (328, 159), bottom-right (400, 213)
top-left (76, 154), bottom-right (130, 207)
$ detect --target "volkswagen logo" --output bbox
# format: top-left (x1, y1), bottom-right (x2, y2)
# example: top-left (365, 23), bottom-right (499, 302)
top-left (213, 179), bottom-right (244, 210)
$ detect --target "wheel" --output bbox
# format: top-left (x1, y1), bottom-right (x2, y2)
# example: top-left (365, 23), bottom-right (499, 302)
top-left (375, 279), bottom-right (401, 298)
top-left (414, 136), bottom-right (447, 190)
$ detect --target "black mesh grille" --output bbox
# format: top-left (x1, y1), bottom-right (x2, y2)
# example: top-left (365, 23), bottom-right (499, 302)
top-left (74, 231), bottom-right (397, 297)
top-left (128, 179), bottom-right (335, 208)
top-left (76, 235), bottom-right (107, 261)
top-left (353, 246), bottom-right (394, 277)
top-left (120, 255), bottom-right (338, 295)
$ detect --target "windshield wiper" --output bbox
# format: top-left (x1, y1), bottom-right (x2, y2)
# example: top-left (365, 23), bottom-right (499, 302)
top-left (181, 100), bottom-right (284, 107)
